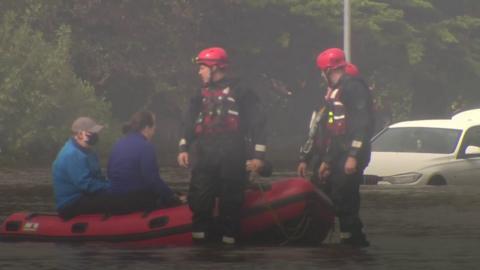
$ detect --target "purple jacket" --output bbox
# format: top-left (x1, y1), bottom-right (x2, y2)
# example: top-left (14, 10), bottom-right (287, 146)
top-left (107, 132), bottom-right (174, 199)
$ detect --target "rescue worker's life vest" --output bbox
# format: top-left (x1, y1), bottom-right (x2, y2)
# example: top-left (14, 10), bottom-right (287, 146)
top-left (325, 88), bottom-right (347, 136)
top-left (194, 86), bottom-right (240, 135)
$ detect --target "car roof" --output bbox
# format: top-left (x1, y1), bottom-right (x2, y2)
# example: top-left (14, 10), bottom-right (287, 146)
top-left (451, 108), bottom-right (480, 122)
top-left (389, 109), bottom-right (480, 130)
top-left (390, 120), bottom-right (466, 129)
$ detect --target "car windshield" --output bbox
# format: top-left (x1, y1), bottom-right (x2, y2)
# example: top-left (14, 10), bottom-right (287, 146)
top-left (372, 127), bottom-right (462, 154)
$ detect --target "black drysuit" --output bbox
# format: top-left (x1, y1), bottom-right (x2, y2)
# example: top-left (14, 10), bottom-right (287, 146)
top-left (322, 75), bottom-right (374, 240)
top-left (179, 78), bottom-right (267, 239)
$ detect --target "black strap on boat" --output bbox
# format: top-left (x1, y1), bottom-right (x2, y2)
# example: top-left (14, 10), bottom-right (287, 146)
top-left (256, 181), bottom-right (311, 246)
top-left (142, 209), bottom-right (154, 218)
top-left (101, 212), bottom-right (112, 221)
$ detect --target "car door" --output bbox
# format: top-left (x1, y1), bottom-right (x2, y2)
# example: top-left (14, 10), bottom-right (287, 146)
top-left (451, 126), bottom-right (480, 184)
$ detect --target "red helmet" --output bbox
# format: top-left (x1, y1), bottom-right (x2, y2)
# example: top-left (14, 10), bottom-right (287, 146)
top-left (345, 62), bottom-right (360, 77)
top-left (195, 47), bottom-right (228, 68)
top-left (316, 48), bottom-right (347, 71)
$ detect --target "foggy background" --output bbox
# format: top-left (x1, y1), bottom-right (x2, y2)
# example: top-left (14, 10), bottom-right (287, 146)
top-left (0, 0), bottom-right (478, 167)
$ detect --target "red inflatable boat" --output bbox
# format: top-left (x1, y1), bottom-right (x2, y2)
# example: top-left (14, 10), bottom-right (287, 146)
top-left (0, 178), bottom-right (334, 246)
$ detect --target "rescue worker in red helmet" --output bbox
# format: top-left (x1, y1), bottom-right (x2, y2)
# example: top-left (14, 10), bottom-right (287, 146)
top-left (345, 63), bottom-right (360, 77)
top-left (313, 48), bottom-right (373, 247)
top-left (177, 47), bottom-right (267, 245)
top-left (297, 62), bottom-right (360, 183)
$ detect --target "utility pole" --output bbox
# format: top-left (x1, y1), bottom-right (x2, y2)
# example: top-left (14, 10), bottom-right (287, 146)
top-left (344, 0), bottom-right (351, 62)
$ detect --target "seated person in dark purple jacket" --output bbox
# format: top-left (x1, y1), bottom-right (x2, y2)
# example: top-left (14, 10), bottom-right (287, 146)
top-left (107, 111), bottom-right (182, 214)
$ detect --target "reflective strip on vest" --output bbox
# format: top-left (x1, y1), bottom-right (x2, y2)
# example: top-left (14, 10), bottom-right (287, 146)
top-left (255, 144), bottom-right (267, 152)
top-left (325, 88), bottom-right (347, 135)
top-left (331, 89), bottom-right (340, 99)
top-left (352, 140), bottom-right (363, 148)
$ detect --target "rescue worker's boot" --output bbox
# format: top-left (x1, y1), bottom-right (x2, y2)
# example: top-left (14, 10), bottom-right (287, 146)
top-left (192, 231), bottom-right (208, 244)
top-left (191, 215), bottom-right (214, 244)
top-left (220, 215), bottom-right (239, 246)
top-left (192, 218), bottom-right (225, 244)
top-left (222, 235), bottom-right (236, 245)
top-left (340, 231), bottom-right (370, 247)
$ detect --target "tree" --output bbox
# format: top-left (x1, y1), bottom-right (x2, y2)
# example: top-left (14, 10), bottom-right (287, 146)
top-left (0, 8), bottom-right (111, 164)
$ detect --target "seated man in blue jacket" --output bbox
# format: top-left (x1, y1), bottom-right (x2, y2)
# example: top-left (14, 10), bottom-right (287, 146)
top-left (52, 117), bottom-right (111, 219)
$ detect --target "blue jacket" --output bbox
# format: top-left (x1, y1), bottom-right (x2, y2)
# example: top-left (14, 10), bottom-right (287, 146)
top-left (107, 132), bottom-right (174, 199)
top-left (52, 138), bottom-right (110, 210)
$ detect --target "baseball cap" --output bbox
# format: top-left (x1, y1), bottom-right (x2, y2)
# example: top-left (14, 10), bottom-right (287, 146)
top-left (71, 117), bottom-right (104, 133)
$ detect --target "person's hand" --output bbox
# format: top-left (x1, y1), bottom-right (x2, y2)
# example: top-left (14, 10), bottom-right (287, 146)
top-left (297, 162), bottom-right (307, 178)
top-left (344, 156), bottom-right (357, 175)
top-left (163, 194), bottom-right (184, 207)
top-left (246, 159), bottom-right (263, 173)
top-left (178, 194), bottom-right (187, 204)
top-left (177, 152), bottom-right (189, 168)
top-left (318, 162), bottom-right (331, 180)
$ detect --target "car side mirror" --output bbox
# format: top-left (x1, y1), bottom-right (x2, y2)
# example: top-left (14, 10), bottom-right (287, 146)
top-left (465, 145), bottom-right (480, 155)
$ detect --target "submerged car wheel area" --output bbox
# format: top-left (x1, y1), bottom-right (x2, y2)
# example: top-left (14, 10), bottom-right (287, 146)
top-left (427, 175), bottom-right (446, 186)
top-left (364, 109), bottom-right (480, 186)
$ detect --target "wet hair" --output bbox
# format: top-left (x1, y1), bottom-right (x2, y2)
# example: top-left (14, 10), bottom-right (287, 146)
top-left (122, 111), bottom-right (155, 134)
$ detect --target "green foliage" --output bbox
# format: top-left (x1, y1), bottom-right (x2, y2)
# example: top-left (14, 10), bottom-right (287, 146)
top-left (406, 39), bottom-right (425, 65)
top-left (404, 0), bottom-right (434, 9)
top-left (277, 32), bottom-right (291, 48)
top-left (0, 10), bottom-right (111, 164)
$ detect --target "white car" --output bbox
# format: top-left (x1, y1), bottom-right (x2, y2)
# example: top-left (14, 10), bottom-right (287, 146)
top-left (364, 109), bottom-right (480, 185)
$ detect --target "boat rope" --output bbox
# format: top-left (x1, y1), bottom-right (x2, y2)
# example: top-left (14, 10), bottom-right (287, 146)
top-left (323, 217), bottom-right (337, 244)
top-left (256, 181), bottom-right (312, 246)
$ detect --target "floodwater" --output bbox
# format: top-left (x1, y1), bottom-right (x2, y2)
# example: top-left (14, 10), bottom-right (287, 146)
top-left (0, 168), bottom-right (479, 270)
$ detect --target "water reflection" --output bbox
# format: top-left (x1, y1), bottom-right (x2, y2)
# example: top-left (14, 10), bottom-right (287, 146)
top-left (0, 243), bottom-right (380, 270)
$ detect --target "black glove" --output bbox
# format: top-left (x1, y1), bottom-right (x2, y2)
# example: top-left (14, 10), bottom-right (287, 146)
top-left (257, 160), bottom-right (273, 177)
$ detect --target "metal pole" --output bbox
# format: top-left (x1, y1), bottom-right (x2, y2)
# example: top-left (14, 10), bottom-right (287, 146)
top-left (343, 0), bottom-right (351, 62)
